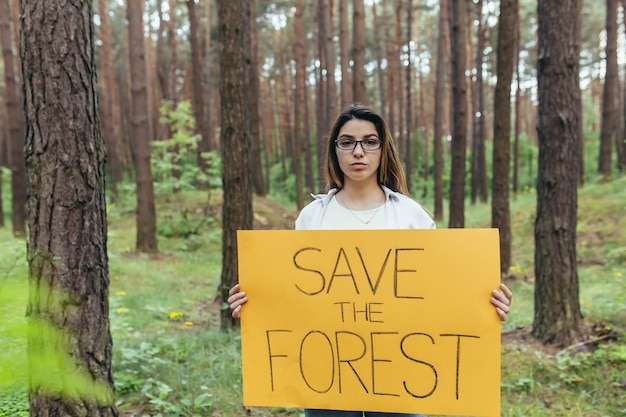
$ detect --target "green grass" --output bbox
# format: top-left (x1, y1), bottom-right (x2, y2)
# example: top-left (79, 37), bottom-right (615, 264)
top-left (1, 175), bottom-right (625, 416)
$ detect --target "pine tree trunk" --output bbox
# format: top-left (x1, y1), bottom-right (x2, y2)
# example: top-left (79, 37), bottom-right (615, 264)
top-left (322, 0), bottom-right (338, 128)
top-left (316, 0), bottom-right (328, 190)
top-left (218, 0), bottom-right (253, 329)
top-left (21, 1), bottom-right (117, 414)
top-left (598, 0), bottom-right (618, 180)
top-left (352, 0), bottom-right (366, 104)
top-left (339, 0), bottom-right (352, 107)
top-left (128, 0), bottom-right (158, 253)
top-left (433, 0), bottom-right (448, 221)
top-left (249, 0), bottom-right (266, 197)
top-left (533, 0), bottom-right (584, 345)
top-left (372, 3), bottom-right (386, 115)
top-left (471, 0), bottom-right (487, 204)
top-left (449, 0), bottom-right (468, 228)
top-left (621, 0), bottom-right (626, 171)
top-left (294, 0), bottom-right (306, 208)
top-left (0, 0), bottom-right (26, 237)
top-left (405, 0), bottom-right (414, 192)
top-left (491, 0), bottom-right (517, 274)
top-left (97, 0), bottom-right (123, 201)
top-left (203, 0), bottom-right (215, 151)
top-left (187, 0), bottom-right (210, 187)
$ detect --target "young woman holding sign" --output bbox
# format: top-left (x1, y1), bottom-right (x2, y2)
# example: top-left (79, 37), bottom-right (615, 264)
top-left (228, 104), bottom-right (513, 417)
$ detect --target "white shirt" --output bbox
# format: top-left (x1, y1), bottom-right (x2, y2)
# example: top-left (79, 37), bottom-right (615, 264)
top-left (295, 186), bottom-right (436, 231)
top-left (320, 194), bottom-right (387, 229)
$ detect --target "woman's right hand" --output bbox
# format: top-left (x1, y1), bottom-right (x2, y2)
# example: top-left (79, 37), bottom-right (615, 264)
top-left (227, 283), bottom-right (248, 319)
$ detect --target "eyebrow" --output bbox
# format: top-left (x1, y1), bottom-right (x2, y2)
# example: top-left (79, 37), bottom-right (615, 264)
top-left (337, 134), bottom-right (380, 139)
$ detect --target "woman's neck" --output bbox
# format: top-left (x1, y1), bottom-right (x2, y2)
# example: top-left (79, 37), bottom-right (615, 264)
top-left (338, 181), bottom-right (385, 210)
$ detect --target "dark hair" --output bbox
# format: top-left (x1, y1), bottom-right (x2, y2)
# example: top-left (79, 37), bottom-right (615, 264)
top-left (324, 104), bottom-right (409, 194)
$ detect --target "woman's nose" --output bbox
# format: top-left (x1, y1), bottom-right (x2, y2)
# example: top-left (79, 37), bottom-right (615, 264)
top-left (352, 142), bottom-right (365, 155)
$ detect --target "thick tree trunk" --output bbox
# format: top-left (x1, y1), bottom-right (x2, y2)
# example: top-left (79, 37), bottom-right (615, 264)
top-left (127, 0), bottom-right (158, 253)
top-left (533, 0), bottom-right (584, 345)
top-left (21, 1), bottom-right (117, 415)
top-left (448, 0), bottom-right (468, 228)
top-left (0, 0), bottom-right (26, 237)
top-left (491, 0), bottom-right (517, 274)
top-left (218, 0), bottom-right (253, 329)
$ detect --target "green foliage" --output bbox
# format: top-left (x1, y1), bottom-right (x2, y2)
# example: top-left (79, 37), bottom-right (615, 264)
top-left (267, 159), bottom-right (299, 209)
top-left (0, 239), bottom-right (29, 389)
top-left (0, 388), bottom-right (28, 417)
top-left (0, 237), bottom-right (114, 415)
top-left (152, 100), bottom-right (222, 194)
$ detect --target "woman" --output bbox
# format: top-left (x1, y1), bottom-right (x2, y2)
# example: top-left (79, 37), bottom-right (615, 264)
top-left (228, 104), bottom-right (513, 417)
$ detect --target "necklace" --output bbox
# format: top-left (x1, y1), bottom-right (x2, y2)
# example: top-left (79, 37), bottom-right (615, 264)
top-left (336, 192), bottom-right (385, 225)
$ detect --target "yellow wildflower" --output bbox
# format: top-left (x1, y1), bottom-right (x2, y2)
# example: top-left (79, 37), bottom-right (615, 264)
top-left (116, 291), bottom-right (126, 296)
top-left (117, 307), bottom-right (127, 314)
top-left (184, 321), bottom-right (193, 326)
top-left (169, 311), bottom-right (183, 319)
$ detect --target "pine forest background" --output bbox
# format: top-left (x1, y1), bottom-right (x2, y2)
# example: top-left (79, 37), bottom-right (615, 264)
top-left (0, 0), bottom-right (625, 416)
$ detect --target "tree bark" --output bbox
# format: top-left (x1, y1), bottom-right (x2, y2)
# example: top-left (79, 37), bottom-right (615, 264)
top-left (294, 0), bottom-right (306, 208)
top-left (97, 0), bottom-right (123, 201)
top-left (621, 0), bottom-right (626, 171)
top-left (316, 0), bottom-right (328, 190)
top-left (372, 3), bottom-right (386, 116)
top-left (203, 0), bottom-right (216, 151)
top-left (21, 1), bottom-right (117, 415)
top-left (492, 0), bottom-right (517, 274)
top-left (339, 0), bottom-right (352, 107)
top-left (127, 0), bottom-right (158, 253)
top-left (533, 0), bottom-right (584, 345)
top-left (218, 0), bottom-right (253, 329)
top-left (448, 0), bottom-right (468, 228)
top-left (471, 0), bottom-right (488, 204)
top-left (405, 0), bottom-right (414, 192)
top-left (322, 0), bottom-right (338, 129)
top-left (433, 0), bottom-right (448, 221)
top-left (598, 0), bottom-right (618, 180)
top-left (0, 0), bottom-right (26, 237)
top-left (249, 0), bottom-right (266, 197)
top-left (352, 0), bottom-right (366, 104)
top-left (186, 0), bottom-right (210, 187)
top-left (513, 14), bottom-right (521, 194)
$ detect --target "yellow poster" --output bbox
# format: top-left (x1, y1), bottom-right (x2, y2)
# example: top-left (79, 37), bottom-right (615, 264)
top-left (237, 229), bottom-right (501, 417)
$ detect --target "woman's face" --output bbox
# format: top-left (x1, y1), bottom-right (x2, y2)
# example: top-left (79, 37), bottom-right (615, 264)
top-left (335, 118), bottom-right (382, 187)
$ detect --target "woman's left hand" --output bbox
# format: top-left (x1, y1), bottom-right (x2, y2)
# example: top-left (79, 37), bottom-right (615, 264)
top-left (491, 283), bottom-right (513, 322)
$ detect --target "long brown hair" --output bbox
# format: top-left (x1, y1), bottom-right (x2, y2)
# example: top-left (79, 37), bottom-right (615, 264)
top-left (325, 104), bottom-right (409, 194)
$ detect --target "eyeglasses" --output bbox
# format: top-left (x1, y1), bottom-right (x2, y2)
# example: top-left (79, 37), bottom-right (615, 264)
top-left (335, 137), bottom-right (382, 152)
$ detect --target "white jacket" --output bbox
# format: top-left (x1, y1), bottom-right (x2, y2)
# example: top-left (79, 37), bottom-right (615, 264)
top-left (295, 186), bottom-right (436, 230)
